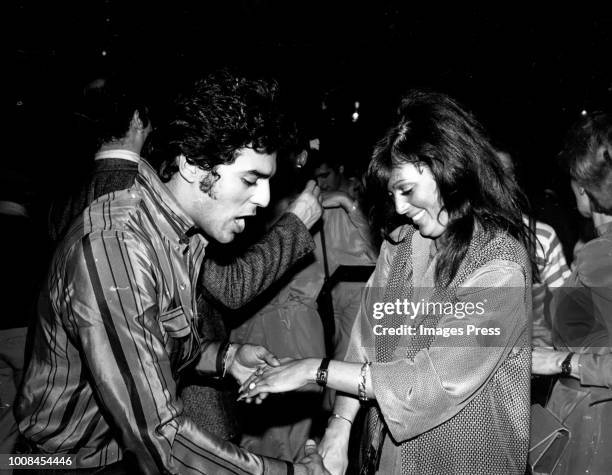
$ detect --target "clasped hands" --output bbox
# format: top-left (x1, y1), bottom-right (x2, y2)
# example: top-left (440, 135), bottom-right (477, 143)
top-left (236, 357), bottom-right (318, 403)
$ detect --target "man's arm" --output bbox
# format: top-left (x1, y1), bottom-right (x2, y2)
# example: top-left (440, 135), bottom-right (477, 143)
top-left (202, 212), bottom-right (314, 309)
top-left (65, 234), bottom-right (303, 474)
top-left (202, 181), bottom-right (322, 309)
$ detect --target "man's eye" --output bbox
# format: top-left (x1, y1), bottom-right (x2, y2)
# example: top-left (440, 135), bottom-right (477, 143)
top-left (242, 178), bottom-right (256, 186)
top-left (401, 188), bottom-right (413, 195)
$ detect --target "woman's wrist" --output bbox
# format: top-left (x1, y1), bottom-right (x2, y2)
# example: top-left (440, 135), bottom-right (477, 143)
top-left (557, 351), bottom-right (574, 377)
top-left (569, 352), bottom-right (581, 379)
top-left (309, 358), bottom-right (323, 384)
top-left (325, 418), bottom-right (352, 442)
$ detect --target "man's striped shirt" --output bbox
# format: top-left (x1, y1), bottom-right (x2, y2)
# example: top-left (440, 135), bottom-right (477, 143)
top-left (16, 160), bottom-right (289, 474)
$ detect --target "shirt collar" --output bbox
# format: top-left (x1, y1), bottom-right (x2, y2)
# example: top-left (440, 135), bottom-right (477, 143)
top-left (94, 149), bottom-right (141, 163)
top-left (135, 159), bottom-right (205, 245)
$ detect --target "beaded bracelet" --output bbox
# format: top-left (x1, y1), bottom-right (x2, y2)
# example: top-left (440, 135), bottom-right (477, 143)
top-left (358, 361), bottom-right (371, 401)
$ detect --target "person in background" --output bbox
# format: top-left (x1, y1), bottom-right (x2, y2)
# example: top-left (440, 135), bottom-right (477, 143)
top-left (0, 170), bottom-right (44, 460)
top-left (311, 150), bottom-right (378, 360)
top-left (48, 75), bottom-right (153, 243)
top-left (532, 111), bottom-right (612, 475)
top-left (497, 149), bottom-right (571, 347)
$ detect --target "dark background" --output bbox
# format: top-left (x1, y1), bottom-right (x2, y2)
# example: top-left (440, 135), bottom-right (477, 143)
top-left (12, 2), bottom-right (612, 212)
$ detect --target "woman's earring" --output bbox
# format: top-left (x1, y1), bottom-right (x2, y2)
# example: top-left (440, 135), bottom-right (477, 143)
top-left (579, 187), bottom-right (586, 195)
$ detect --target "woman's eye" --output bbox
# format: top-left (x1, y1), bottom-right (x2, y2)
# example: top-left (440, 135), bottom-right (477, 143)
top-left (242, 178), bottom-right (256, 186)
top-left (401, 188), bottom-right (413, 195)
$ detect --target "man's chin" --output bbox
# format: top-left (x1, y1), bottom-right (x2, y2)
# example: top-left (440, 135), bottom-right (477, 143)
top-left (217, 233), bottom-right (236, 244)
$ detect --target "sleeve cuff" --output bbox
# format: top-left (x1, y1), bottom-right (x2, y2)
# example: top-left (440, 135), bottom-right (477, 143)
top-left (280, 212), bottom-right (316, 257)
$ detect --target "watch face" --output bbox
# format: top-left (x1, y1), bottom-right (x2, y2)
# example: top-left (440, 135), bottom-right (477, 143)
top-left (316, 368), bottom-right (328, 386)
top-left (561, 352), bottom-right (574, 376)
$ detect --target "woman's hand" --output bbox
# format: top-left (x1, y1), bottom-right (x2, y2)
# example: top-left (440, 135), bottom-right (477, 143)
top-left (228, 343), bottom-right (280, 385)
top-left (318, 418), bottom-right (351, 475)
top-left (531, 347), bottom-right (570, 375)
top-left (237, 357), bottom-right (319, 401)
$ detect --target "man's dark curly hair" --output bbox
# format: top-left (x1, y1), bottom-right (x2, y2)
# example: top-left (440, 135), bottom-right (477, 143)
top-left (147, 70), bottom-right (288, 188)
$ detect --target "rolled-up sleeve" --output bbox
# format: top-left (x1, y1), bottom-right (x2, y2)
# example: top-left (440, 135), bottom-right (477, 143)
top-left (65, 234), bottom-right (289, 474)
top-left (369, 261), bottom-right (528, 442)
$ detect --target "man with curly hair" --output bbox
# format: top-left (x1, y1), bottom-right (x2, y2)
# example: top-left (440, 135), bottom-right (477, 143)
top-left (16, 71), bottom-right (328, 475)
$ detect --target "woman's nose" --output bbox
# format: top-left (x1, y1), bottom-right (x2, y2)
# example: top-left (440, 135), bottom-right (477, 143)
top-left (394, 195), bottom-right (411, 215)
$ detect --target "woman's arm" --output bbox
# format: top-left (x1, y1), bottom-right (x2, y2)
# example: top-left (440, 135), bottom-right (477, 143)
top-left (319, 394), bottom-right (361, 475)
top-left (238, 358), bottom-right (374, 400)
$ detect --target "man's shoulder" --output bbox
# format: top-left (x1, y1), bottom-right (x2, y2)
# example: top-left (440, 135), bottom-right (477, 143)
top-left (55, 189), bottom-right (155, 268)
top-left (83, 187), bottom-right (145, 232)
top-left (59, 187), bottom-right (148, 249)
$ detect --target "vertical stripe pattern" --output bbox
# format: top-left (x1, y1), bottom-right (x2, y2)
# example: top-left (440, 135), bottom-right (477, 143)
top-left (15, 160), bottom-right (282, 474)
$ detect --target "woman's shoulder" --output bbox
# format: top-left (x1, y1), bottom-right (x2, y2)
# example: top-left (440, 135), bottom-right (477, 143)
top-left (473, 229), bottom-right (528, 263)
top-left (461, 259), bottom-right (526, 288)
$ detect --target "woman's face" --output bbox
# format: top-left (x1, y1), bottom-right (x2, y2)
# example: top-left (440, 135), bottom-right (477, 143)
top-left (571, 179), bottom-right (591, 218)
top-left (388, 162), bottom-right (448, 239)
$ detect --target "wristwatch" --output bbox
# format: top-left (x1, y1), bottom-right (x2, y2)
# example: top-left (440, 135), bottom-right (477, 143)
top-left (560, 352), bottom-right (574, 377)
top-left (316, 358), bottom-right (331, 387)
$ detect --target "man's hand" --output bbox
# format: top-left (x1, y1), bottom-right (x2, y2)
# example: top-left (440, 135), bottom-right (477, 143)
top-left (287, 180), bottom-right (323, 229)
top-left (294, 440), bottom-right (331, 475)
top-left (227, 344), bottom-right (280, 387)
top-left (318, 419), bottom-right (351, 475)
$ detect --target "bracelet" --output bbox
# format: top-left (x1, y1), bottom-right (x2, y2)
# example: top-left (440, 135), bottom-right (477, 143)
top-left (316, 358), bottom-right (331, 387)
top-left (329, 413), bottom-right (353, 426)
top-left (560, 352), bottom-right (574, 377)
top-left (358, 361), bottom-right (371, 402)
top-left (216, 339), bottom-right (231, 377)
top-left (222, 343), bottom-right (235, 378)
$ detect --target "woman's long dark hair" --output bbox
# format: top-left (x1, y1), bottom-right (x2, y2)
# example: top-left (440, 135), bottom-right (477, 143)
top-left (365, 90), bottom-right (536, 285)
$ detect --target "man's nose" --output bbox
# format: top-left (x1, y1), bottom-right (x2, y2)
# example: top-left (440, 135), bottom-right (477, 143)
top-left (252, 181), bottom-right (271, 208)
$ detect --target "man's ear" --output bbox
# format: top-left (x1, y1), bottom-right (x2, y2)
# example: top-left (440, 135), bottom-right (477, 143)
top-left (130, 110), bottom-right (145, 131)
top-left (177, 154), bottom-right (205, 184)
